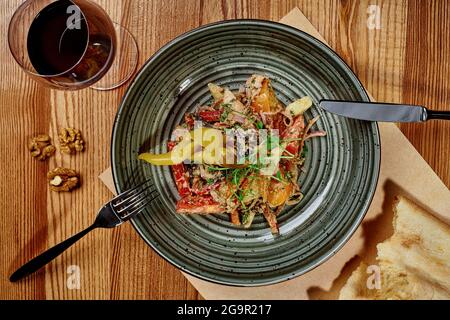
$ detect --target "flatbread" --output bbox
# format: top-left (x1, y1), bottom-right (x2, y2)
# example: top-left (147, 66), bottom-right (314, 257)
top-left (340, 196), bottom-right (450, 300)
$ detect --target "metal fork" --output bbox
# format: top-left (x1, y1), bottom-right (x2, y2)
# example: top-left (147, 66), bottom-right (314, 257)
top-left (9, 180), bottom-right (155, 282)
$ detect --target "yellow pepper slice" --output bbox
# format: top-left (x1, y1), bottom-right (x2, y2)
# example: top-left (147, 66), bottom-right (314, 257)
top-left (138, 127), bottom-right (224, 165)
top-left (138, 152), bottom-right (178, 166)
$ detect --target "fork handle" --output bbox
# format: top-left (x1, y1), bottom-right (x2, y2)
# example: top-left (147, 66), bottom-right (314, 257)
top-left (9, 224), bottom-right (97, 282)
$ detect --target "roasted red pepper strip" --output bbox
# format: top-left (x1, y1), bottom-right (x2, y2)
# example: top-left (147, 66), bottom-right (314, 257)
top-left (184, 114), bottom-right (195, 129)
top-left (167, 141), bottom-right (190, 197)
top-left (176, 195), bottom-right (224, 214)
top-left (264, 113), bottom-right (286, 133)
top-left (198, 108), bottom-right (222, 122)
top-left (281, 115), bottom-right (305, 156)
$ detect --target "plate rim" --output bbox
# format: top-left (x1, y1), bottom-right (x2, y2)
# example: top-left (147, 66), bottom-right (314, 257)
top-left (111, 19), bottom-right (381, 287)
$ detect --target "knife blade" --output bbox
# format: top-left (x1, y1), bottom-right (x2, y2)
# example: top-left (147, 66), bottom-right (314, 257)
top-left (318, 100), bottom-right (429, 122)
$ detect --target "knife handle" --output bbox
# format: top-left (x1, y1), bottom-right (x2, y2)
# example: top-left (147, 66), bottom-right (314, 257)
top-left (426, 110), bottom-right (450, 121)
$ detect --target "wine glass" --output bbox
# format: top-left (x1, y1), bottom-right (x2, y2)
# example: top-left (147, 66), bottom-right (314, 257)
top-left (8, 0), bottom-right (138, 91)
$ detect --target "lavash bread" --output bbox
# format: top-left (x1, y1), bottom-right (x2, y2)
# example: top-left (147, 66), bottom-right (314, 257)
top-left (338, 263), bottom-right (371, 299)
top-left (339, 196), bottom-right (450, 300)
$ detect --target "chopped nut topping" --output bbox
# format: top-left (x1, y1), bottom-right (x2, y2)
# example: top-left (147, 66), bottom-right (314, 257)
top-left (59, 127), bottom-right (85, 154)
top-left (47, 168), bottom-right (80, 192)
top-left (28, 134), bottom-right (56, 161)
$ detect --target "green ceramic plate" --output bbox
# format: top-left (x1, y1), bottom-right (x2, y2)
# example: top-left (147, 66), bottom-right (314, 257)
top-left (111, 20), bottom-right (380, 286)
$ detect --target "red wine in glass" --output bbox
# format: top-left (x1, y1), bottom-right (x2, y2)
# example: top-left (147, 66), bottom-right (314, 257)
top-left (8, 0), bottom-right (135, 90)
top-left (27, 0), bottom-right (91, 76)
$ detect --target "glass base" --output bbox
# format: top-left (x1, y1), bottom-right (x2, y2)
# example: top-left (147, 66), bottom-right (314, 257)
top-left (91, 23), bottom-right (138, 91)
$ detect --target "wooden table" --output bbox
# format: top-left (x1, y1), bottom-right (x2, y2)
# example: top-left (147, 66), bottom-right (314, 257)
top-left (1, 0), bottom-right (449, 300)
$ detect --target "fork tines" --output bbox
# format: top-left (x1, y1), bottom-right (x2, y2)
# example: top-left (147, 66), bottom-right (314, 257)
top-left (111, 180), bottom-right (157, 220)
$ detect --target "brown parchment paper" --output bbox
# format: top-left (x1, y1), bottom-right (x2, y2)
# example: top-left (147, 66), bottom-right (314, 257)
top-left (99, 7), bottom-right (450, 300)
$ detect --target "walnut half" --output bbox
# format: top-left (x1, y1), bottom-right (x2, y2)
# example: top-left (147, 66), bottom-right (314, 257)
top-left (59, 128), bottom-right (85, 154)
top-left (47, 167), bottom-right (80, 192)
top-left (28, 134), bottom-right (56, 161)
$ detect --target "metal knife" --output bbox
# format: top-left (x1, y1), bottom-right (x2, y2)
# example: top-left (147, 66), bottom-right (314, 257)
top-left (319, 100), bottom-right (450, 122)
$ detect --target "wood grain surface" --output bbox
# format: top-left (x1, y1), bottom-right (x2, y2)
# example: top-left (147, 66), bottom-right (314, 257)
top-left (0, 0), bottom-right (449, 300)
